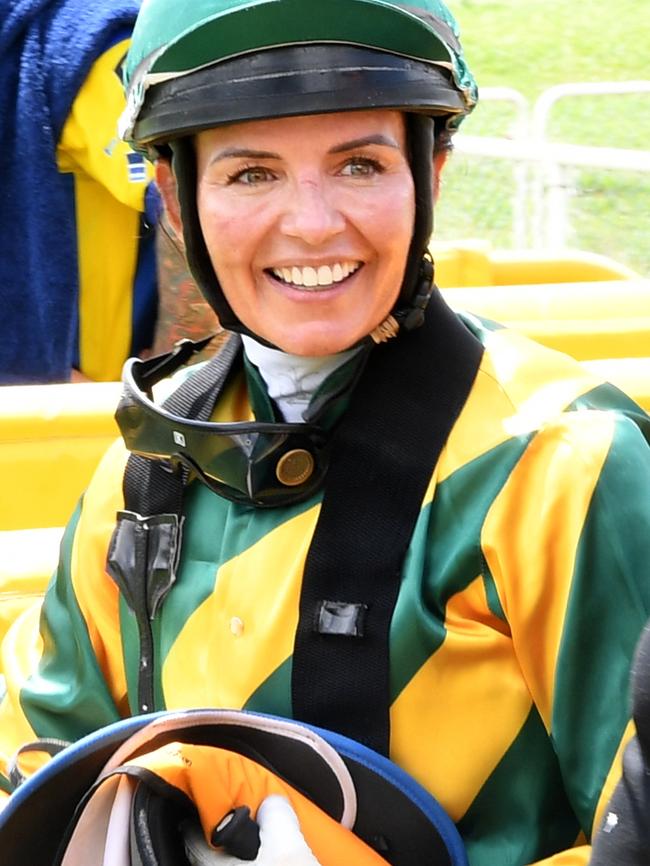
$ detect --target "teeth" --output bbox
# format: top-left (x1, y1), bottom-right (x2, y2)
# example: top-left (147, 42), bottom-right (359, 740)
top-left (270, 261), bottom-right (360, 289)
top-left (317, 265), bottom-right (332, 286)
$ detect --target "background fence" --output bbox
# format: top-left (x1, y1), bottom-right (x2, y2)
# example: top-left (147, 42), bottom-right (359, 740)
top-left (434, 82), bottom-right (650, 277)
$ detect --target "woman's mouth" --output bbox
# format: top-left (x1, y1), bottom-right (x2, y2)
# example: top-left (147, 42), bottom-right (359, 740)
top-left (267, 261), bottom-right (362, 290)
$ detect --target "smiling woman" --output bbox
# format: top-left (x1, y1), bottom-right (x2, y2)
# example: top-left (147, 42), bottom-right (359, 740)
top-left (159, 111), bottom-right (415, 355)
top-left (1, 3), bottom-right (650, 866)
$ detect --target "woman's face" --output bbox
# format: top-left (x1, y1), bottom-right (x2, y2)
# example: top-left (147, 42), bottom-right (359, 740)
top-left (192, 110), bottom-right (415, 355)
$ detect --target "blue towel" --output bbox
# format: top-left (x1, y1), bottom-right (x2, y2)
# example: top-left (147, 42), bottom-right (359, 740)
top-left (0, 0), bottom-right (143, 383)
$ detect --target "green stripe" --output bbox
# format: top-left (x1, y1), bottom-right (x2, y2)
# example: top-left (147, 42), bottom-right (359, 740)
top-left (120, 596), bottom-right (168, 714)
top-left (569, 381), bottom-right (650, 425)
top-left (390, 436), bottom-right (531, 699)
top-left (458, 706), bottom-right (580, 866)
top-left (481, 563), bottom-right (507, 621)
top-left (19, 500), bottom-right (121, 741)
top-left (120, 595), bottom-right (141, 714)
top-left (553, 414), bottom-right (650, 830)
top-left (458, 310), bottom-right (507, 336)
top-left (244, 657), bottom-right (293, 718)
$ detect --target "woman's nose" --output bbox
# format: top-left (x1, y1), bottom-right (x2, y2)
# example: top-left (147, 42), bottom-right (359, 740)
top-left (279, 177), bottom-right (346, 245)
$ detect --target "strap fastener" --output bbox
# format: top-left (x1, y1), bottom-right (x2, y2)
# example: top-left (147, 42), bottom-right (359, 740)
top-left (315, 601), bottom-right (368, 637)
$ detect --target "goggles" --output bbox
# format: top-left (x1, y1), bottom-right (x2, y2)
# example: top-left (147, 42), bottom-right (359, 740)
top-left (116, 346), bottom-right (330, 508)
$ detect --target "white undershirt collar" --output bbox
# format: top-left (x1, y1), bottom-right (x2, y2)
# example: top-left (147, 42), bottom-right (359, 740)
top-left (242, 336), bottom-right (360, 422)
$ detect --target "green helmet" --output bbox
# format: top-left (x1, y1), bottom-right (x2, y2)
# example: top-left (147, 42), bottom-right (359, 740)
top-left (121, 0), bottom-right (477, 150)
top-left (120, 0), bottom-right (478, 344)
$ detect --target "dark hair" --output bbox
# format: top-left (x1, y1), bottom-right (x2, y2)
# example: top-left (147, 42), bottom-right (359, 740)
top-left (433, 123), bottom-right (453, 155)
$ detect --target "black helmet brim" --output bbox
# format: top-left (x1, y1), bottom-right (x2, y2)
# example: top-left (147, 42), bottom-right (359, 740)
top-left (134, 44), bottom-right (466, 151)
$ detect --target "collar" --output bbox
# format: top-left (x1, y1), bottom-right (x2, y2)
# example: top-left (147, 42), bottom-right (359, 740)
top-left (242, 336), bottom-right (363, 423)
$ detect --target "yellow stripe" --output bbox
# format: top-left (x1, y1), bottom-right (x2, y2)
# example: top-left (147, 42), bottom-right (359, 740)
top-left (390, 575), bottom-right (531, 821)
top-left (530, 844), bottom-right (590, 865)
top-left (210, 369), bottom-right (255, 422)
top-left (71, 440), bottom-right (129, 707)
top-left (0, 602), bottom-right (41, 780)
top-left (591, 718), bottom-right (635, 837)
top-left (429, 326), bottom-right (603, 501)
top-left (163, 505), bottom-right (320, 707)
top-left (481, 412), bottom-right (614, 728)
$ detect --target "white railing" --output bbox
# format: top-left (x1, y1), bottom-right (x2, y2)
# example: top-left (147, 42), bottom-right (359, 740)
top-left (453, 81), bottom-right (650, 249)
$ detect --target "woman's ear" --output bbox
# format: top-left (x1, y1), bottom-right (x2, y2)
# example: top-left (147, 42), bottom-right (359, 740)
top-left (155, 158), bottom-right (184, 243)
top-left (432, 149), bottom-right (449, 204)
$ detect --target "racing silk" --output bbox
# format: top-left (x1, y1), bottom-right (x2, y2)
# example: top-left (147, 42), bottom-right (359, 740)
top-left (1, 310), bottom-right (650, 866)
top-left (0, 0), bottom-right (157, 383)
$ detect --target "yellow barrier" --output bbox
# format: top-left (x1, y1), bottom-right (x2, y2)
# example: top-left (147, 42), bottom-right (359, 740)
top-left (0, 382), bottom-right (122, 531)
top-left (442, 280), bottom-right (650, 360)
top-left (433, 241), bottom-right (640, 288)
top-left (0, 527), bottom-right (63, 651)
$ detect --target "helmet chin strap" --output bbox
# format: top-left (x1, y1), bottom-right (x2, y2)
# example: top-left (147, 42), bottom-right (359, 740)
top-left (170, 114), bottom-right (436, 350)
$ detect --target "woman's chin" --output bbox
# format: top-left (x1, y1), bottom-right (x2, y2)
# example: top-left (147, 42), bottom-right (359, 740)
top-left (263, 325), bottom-right (360, 357)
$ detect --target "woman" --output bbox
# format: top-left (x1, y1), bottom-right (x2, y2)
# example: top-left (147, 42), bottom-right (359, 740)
top-left (1, 2), bottom-right (650, 864)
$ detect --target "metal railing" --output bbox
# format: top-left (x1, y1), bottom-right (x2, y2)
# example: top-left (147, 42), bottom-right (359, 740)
top-left (452, 81), bottom-right (650, 251)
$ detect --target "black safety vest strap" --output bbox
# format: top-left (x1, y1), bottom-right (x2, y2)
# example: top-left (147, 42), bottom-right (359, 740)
top-left (291, 291), bottom-right (484, 755)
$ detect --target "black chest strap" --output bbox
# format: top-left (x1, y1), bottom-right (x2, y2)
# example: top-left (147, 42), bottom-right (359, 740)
top-left (291, 292), bottom-right (483, 755)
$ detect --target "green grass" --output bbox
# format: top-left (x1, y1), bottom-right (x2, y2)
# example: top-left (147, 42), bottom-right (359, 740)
top-left (434, 0), bottom-right (650, 275)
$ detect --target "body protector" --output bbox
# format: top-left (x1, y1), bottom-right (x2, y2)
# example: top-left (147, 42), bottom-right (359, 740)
top-left (0, 709), bottom-right (468, 866)
top-left (119, 0), bottom-right (478, 342)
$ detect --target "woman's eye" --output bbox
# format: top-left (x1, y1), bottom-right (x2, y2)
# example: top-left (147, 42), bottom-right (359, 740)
top-left (340, 157), bottom-right (383, 177)
top-left (228, 166), bottom-right (274, 185)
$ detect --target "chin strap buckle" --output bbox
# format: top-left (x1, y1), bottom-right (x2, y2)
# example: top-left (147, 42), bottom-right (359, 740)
top-left (373, 255), bottom-right (435, 342)
top-left (399, 255), bottom-right (435, 332)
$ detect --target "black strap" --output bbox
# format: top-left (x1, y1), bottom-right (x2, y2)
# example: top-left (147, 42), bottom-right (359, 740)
top-left (8, 738), bottom-right (70, 789)
top-left (291, 291), bottom-right (483, 755)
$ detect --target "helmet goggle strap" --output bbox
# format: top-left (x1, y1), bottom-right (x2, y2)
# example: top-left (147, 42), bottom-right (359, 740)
top-left (169, 113), bottom-right (436, 349)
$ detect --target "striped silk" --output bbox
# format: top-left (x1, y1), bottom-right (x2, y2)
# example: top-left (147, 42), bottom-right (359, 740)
top-left (1, 311), bottom-right (649, 866)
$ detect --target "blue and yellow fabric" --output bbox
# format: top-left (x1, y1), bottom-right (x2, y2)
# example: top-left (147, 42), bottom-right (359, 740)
top-left (0, 0), bottom-right (158, 384)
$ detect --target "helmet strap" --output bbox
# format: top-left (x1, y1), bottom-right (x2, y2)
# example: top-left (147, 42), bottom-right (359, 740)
top-left (170, 138), bottom-right (250, 336)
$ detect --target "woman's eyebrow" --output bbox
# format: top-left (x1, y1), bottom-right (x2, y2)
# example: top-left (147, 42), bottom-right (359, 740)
top-left (329, 134), bottom-right (400, 153)
top-left (208, 134), bottom-right (399, 166)
top-left (209, 147), bottom-right (280, 165)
